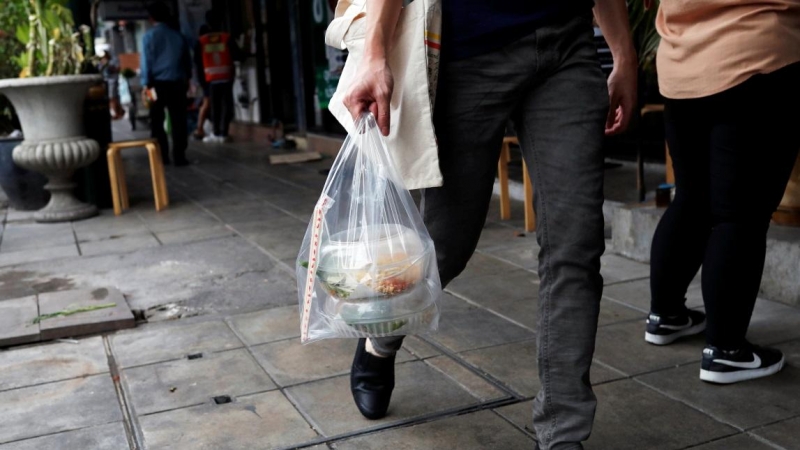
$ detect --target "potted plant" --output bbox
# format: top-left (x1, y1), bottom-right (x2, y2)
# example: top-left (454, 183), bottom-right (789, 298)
top-left (0, 0), bottom-right (49, 210)
top-left (628, 0), bottom-right (662, 104)
top-left (0, 0), bottom-right (102, 222)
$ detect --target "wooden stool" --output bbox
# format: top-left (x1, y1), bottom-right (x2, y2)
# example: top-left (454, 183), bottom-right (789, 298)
top-left (498, 136), bottom-right (536, 232)
top-left (107, 139), bottom-right (169, 216)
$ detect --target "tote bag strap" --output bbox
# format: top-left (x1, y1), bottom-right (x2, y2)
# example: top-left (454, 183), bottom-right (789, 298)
top-left (325, 0), bottom-right (366, 49)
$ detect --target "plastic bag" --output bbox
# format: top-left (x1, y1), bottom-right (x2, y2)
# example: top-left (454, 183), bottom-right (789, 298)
top-left (297, 113), bottom-right (441, 343)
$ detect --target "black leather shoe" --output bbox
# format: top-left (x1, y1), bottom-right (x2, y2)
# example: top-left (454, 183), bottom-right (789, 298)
top-left (350, 338), bottom-right (395, 420)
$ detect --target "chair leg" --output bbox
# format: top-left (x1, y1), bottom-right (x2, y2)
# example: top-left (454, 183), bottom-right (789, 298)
top-left (116, 152), bottom-right (130, 210)
top-left (498, 142), bottom-right (511, 220)
top-left (146, 144), bottom-right (165, 211)
top-left (107, 149), bottom-right (123, 216)
top-left (522, 160), bottom-right (536, 232)
top-left (148, 143), bottom-right (169, 209)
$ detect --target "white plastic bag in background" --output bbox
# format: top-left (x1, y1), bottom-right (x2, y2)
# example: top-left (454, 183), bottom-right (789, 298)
top-left (297, 113), bottom-right (441, 343)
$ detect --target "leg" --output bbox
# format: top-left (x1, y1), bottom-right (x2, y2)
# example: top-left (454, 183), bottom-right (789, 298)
top-left (357, 31), bottom-right (539, 416)
top-left (167, 83), bottom-right (189, 163)
top-left (195, 94), bottom-right (210, 137)
top-left (650, 100), bottom-right (712, 316)
top-left (702, 64), bottom-right (800, 350)
top-left (370, 35), bottom-right (537, 355)
top-left (210, 82), bottom-right (223, 136)
top-left (514, 16), bottom-right (608, 450)
top-left (149, 91), bottom-right (169, 163)
top-left (221, 81), bottom-right (234, 137)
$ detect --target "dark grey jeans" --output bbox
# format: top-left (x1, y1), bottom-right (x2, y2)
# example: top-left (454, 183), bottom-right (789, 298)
top-left (371, 14), bottom-right (608, 450)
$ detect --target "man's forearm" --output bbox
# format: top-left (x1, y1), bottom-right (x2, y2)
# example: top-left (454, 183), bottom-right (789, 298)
top-left (593, 0), bottom-right (637, 68)
top-left (363, 0), bottom-right (403, 62)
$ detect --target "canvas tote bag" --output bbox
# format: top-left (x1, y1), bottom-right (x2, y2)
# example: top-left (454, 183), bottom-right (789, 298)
top-left (325, 0), bottom-right (443, 190)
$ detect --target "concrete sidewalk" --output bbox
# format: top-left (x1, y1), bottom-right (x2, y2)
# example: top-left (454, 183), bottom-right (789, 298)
top-left (0, 135), bottom-right (799, 450)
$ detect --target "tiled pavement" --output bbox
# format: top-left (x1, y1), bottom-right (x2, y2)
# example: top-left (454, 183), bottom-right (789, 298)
top-left (0, 135), bottom-right (799, 449)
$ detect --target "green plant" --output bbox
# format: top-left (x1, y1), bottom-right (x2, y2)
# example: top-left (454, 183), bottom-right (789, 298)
top-left (14, 0), bottom-right (96, 77)
top-left (627, 0), bottom-right (661, 74)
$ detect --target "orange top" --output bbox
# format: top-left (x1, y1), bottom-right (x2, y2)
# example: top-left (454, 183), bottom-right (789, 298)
top-left (656, 0), bottom-right (800, 99)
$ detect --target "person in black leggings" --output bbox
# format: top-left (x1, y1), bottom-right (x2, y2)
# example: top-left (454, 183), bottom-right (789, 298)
top-left (646, 62), bottom-right (800, 384)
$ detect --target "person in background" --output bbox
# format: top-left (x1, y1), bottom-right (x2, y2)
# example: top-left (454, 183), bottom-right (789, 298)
top-left (192, 23), bottom-right (212, 140)
top-left (140, 1), bottom-right (192, 166)
top-left (341, 0), bottom-right (637, 449)
top-left (98, 51), bottom-right (125, 120)
top-left (197, 11), bottom-right (242, 143)
top-left (646, 0), bottom-right (800, 384)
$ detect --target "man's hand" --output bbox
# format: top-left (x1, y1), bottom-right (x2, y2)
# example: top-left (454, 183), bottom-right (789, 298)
top-left (605, 60), bottom-right (637, 135)
top-left (343, 59), bottom-right (394, 136)
top-left (594, 0), bottom-right (638, 135)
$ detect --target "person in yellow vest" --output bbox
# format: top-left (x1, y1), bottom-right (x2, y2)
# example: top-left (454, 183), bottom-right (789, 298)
top-left (197, 13), bottom-right (242, 143)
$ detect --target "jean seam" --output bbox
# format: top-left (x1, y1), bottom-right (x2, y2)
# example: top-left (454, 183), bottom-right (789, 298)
top-left (522, 116), bottom-right (557, 448)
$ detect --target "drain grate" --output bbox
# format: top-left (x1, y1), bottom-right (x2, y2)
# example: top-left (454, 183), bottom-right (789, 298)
top-left (213, 395), bottom-right (233, 405)
top-left (187, 353), bottom-right (203, 360)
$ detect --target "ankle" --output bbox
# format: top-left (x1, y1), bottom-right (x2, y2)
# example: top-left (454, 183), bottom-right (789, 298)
top-left (365, 339), bottom-right (391, 358)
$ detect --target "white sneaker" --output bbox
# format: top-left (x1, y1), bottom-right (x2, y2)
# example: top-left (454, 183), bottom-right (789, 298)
top-left (202, 134), bottom-right (219, 143)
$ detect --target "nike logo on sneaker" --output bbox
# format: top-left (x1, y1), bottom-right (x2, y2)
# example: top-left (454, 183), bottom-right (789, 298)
top-left (660, 318), bottom-right (692, 331)
top-left (713, 353), bottom-right (762, 369)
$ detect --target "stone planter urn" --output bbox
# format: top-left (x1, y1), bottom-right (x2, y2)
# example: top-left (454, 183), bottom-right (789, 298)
top-left (0, 75), bottom-right (102, 222)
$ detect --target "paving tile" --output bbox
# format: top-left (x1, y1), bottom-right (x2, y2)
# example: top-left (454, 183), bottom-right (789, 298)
top-left (598, 299), bottom-right (644, 327)
top-left (235, 223), bottom-right (307, 262)
top-left (402, 335), bottom-right (441, 359)
top-left (594, 320), bottom-right (703, 376)
top-left (424, 355), bottom-right (506, 401)
top-left (459, 340), bottom-right (625, 398)
top-left (0, 244), bottom-right (78, 268)
top-left (79, 232), bottom-right (161, 256)
top-left (637, 340), bottom-right (800, 430)
top-left (600, 254), bottom-right (650, 284)
top-left (251, 338), bottom-right (414, 387)
top-left (0, 223), bottom-right (75, 252)
top-left (139, 390), bottom-right (318, 449)
top-left (155, 225), bottom-right (236, 245)
top-left (0, 374), bottom-right (122, 444)
top-left (602, 278), bottom-right (703, 313)
top-left (481, 245), bottom-right (539, 272)
top-left (460, 340), bottom-right (540, 397)
top-left (476, 222), bottom-right (538, 251)
top-left (584, 379), bottom-right (735, 450)
top-left (37, 288), bottom-right (135, 341)
top-left (687, 434), bottom-right (776, 450)
top-left (446, 269), bottom-right (538, 329)
top-left (111, 320), bottom-right (242, 368)
top-left (746, 298), bottom-right (800, 345)
top-left (494, 400), bottom-right (535, 436)
top-left (428, 294), bottom-right (534, 353)
top-left (138, 211), bottom-right (222, 233)
top-left (0, 336), bottom-right (108, 391)
top-left (0, 422), bottom-right (129, 450)
top-left (286, 360), bottom-right (479, 436)
top-left (751, 416), bottom-right (800, 450)
top-left (204, 201), bottom-right (288, 225)
top-left (227, 305), bottom-right (300, 346)
top-left (335, 410), bottom-right (535, 450)
top-left (124, 348), bottom-right (276, 415)
top-left (0, 296), bottom-right (39, 347)
top-left (72, 212), bottom-right (148, 241)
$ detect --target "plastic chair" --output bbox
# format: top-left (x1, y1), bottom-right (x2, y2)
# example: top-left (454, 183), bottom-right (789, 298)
top-left (107, 139), bottom-right (169, 215)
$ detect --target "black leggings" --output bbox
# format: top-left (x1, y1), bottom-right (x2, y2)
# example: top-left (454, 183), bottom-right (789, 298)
top-left (650, 62), bottom-right (800, 350)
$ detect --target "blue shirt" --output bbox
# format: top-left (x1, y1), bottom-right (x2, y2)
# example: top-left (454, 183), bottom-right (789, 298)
top-left (441, 0), bottom-right (594, 61)
top-left (140, 23), bottom-right (191, 86)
